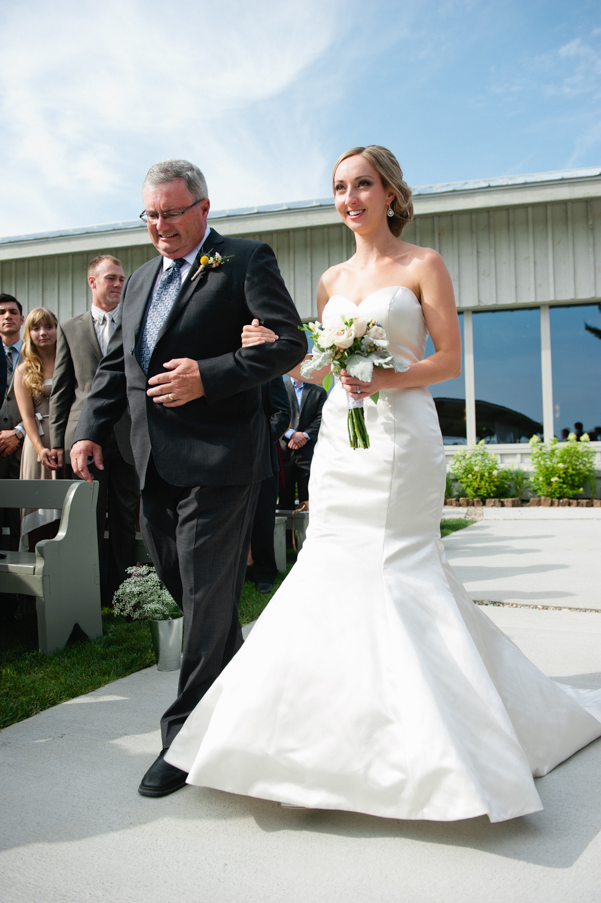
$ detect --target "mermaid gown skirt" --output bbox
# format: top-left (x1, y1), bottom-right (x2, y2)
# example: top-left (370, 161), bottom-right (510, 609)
top-left (166, 287), bottom-right (601, 823)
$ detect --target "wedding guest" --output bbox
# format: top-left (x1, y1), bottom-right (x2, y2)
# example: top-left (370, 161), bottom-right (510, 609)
top-left (13, 308), bottom-right (63, 552)
top-left (574, 421), bottom-right (584, 439)
top-left (249, 376), bottom-right (291, 594)
top-left (0, 295), bottom-right (26, 554)
top-left (278, 378), bottom-right (326, 509)
top-left (50, 255), bottom-right (139, 604)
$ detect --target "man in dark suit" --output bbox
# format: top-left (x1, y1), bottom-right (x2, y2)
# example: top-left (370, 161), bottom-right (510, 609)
top-left (49, 255), bottom-right (139, 603)
top-left (250, 376), bottom-right (291, 594)
top-left (279, 378), bottom-right (327, 509)
top-left (0, 295), bottom-right (26, 557)
top-left (71, 159), bottom-right (306, 797)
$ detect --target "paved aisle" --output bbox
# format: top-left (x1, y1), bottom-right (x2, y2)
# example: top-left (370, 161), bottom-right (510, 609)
top-left (1, 523), bottom-right (600, 903)
top-left (442, 519), bottom-right (601, 609)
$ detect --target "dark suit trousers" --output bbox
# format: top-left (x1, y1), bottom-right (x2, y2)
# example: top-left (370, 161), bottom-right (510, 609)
top-left (279, 453), bottom-right (312, 509)
top-left (87, 434), bottom-right (139, 603)
top-left (0, 449), bottom-right (21, 552)
top-left (251, 472), bottom-right (279, 584)
top-left (140, 458), bottom-right (260, 747)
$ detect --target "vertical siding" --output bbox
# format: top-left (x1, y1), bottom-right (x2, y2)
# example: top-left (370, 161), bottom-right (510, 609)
top-left (0, 200), bottom-right (599, 320)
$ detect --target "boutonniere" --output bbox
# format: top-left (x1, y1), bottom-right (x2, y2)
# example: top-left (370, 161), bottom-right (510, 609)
top-left (191, 250), bottom-right (234, 282)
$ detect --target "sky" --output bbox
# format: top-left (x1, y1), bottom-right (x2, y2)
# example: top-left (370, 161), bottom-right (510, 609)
top-left (0, 0), bottom-right (599, 238)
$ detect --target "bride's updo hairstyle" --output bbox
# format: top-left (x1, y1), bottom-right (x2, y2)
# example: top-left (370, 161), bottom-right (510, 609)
top-left (333, 145), bottom-right (414, 237)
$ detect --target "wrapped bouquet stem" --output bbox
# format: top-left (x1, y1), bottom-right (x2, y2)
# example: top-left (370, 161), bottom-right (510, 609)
top-left (300, 314), bottom-right (408, 449)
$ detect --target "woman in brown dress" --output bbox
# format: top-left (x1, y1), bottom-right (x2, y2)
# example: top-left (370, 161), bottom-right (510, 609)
top-left (13, 307), bottom-right (63, 551)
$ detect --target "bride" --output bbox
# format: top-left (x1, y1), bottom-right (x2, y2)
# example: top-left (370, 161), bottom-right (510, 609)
top-left (166, 145), bottom-right (601, 822)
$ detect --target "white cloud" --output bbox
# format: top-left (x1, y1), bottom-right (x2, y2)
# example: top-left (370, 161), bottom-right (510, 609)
top-left (0, 0), bottom-right (349, 236)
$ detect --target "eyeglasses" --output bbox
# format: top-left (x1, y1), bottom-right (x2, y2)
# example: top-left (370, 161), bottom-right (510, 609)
top-left (140, 198), bottom-right (203, 224)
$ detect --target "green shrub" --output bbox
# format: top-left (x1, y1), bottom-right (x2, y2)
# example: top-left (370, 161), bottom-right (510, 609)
top-left (529, 433), bottom-right (596, 499)
top-left (511, 467), bottom-right (531, 499)
top-left (450, 441), bottom-right (512, 499)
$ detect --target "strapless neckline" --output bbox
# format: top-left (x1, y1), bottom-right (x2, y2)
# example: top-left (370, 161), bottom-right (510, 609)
top-left (327, 285), bottom-right (420, 309)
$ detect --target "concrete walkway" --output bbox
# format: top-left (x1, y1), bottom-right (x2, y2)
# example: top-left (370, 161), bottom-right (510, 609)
top-left (1, 521), bottom-right (600, 903)
top-left (443, 519), bottom-right (601, 609)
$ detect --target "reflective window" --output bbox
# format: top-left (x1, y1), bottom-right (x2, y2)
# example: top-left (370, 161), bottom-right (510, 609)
top-left (426, 312), bottom-right (466, 444)
top-left (550, 303), bottom-right (601, 439)
top-left (473, 308), bottom-right (543, 443)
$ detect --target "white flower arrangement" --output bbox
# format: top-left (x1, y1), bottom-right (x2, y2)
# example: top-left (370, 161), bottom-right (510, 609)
top-left (112, 566), bottom-right (181, 621)
top-left (300, 314), bottom-right (407, 449)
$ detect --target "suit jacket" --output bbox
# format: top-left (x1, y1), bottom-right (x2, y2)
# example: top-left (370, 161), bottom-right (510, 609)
top-left (0, 344), bottom-right (6, 410)
top-left (280, 381), bottom-right (327, 463)
top-left (0, 346), bottom-right (24, 436)
top-left (49, 309), bottom-right (134, 463)
top-left (261, 377), bottom-right (291, 474)
top-left (74, 230), bottom-right (307, 489)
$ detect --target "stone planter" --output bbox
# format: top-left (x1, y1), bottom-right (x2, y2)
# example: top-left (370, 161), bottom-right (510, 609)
top-left (149, 616), bottom-right (183, 671)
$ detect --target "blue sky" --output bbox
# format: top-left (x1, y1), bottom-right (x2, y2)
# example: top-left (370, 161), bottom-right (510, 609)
top-left (0, 0), bottom-right (599, 238)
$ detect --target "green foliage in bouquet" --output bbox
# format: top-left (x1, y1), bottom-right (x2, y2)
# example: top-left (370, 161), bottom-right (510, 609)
top-left (450, 441), bottom-right (512, 499)
top-left (529, 433), bottom-right (596, 499)
top-left (112, 565), bottom-right (181, 621)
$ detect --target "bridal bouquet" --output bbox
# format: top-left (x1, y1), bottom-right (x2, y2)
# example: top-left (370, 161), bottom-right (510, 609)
top-left (300, 315), bottom-right (407, 449)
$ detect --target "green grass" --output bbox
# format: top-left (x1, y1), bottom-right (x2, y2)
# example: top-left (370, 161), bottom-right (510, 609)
top-left (440, 518), bottom-right (476, 538)
top-left (0, 520), bottom-right (473, 730)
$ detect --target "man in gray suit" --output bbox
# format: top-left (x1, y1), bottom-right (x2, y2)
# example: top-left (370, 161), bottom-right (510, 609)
top-left (71, 159), bottom-right (306, 797)
top-left (0, 295), bottom-right (26, 559)
top-left (49, 256), bottom-right (139, 603)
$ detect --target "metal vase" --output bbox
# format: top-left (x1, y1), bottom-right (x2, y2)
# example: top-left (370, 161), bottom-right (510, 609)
top-left (149, 616), bottom-right (183, 671)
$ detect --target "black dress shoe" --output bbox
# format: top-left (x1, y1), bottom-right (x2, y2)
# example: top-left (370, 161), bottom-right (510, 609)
top-left (138, 748), bottom-right (188, 797)
top-left (256, 582), bottom-right (273, 594)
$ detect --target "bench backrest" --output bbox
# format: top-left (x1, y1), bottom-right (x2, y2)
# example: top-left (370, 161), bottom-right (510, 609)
top-left (0, 479), bottom-right (97, 509)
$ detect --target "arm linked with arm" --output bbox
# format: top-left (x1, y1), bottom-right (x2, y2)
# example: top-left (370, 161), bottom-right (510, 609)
top-left (198, 243), bottom-right (307, 404)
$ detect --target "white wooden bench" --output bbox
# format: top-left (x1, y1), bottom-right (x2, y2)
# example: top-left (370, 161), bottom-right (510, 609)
top-left (276, 508), bottom-right (309, 552)
top-left (0, 480), bottom-right (102, 654)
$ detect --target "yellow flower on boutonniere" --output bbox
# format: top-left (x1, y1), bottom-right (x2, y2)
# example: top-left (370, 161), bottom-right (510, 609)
top-left (191, 250), bottom-right (234, 281)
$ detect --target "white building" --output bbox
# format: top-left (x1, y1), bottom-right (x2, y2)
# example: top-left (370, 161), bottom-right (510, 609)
top-left (1, 166), bottom-right (600, 470)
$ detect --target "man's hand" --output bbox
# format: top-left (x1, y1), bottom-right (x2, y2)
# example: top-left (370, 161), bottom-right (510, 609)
top-left (71, 440), bottom-right (104, 482)
top-left (0, 430), bottom-right (19, 457)
top-left (146, 358), bottom-right (204, 407)
top-left (288, 431), bottom-right (308, 450)
top-left (47, 448), bottom-right (65, 470)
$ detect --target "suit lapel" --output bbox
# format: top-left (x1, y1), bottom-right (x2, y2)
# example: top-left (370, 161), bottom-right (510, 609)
top-left (155, 229), bottom-right (226, 346)
top-left (299, 385), bottom-right (309, 417)
top-left (83, 310), bottom-right (103, 362)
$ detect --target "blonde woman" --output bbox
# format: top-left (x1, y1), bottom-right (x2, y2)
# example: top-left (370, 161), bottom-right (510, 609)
top-left (14, 307), bottom-right (62, 551)
top-left (165, 147), bottom-right (601, 822)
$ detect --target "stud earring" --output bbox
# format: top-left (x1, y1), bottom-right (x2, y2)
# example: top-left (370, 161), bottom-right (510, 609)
top-left (387, 205), bottom-right (394, 218)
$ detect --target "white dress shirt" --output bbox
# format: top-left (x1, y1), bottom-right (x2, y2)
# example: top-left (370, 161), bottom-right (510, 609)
top-left (91, 304), bottom-right (119, 356)
top-left (153, 225), bottom-right (212, 295)
top-left (285, 379), bottom-right (310, 441)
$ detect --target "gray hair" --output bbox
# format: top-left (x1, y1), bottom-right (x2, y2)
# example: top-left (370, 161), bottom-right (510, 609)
top-left (143, 159), bottom-right (208, 201)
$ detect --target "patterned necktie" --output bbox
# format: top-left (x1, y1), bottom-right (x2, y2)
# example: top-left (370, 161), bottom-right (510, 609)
top-left (139, 258), bottom-right (186, 374)
top-left (4, 345), bottom-right (16, 376)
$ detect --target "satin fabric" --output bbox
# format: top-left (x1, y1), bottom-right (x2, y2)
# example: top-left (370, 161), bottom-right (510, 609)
top-left (167, 286), bottom-right (601, 823)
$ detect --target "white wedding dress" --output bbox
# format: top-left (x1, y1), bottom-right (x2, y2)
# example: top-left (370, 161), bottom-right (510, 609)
top-left (167, 286), bottom-right (601, 822)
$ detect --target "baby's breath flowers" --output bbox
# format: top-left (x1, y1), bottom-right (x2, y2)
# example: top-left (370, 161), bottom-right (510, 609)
top-left (112, 565), bottom-right (180, 621)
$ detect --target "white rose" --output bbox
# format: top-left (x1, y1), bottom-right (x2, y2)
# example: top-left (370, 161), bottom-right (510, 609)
top-left (352, 317), bottom-right (367, 337)
top-left (366, 324), bottom-right (386, 341)
top-left (318, 326), bottom-right (337, 349)
top-left (333, 324), bottom-right (355, 349)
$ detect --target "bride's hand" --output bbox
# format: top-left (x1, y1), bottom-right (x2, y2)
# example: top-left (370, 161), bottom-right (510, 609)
top-left (340, 368), bottom-right (397, 399)
top-left (241, 319), bottom-right (278, 347)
